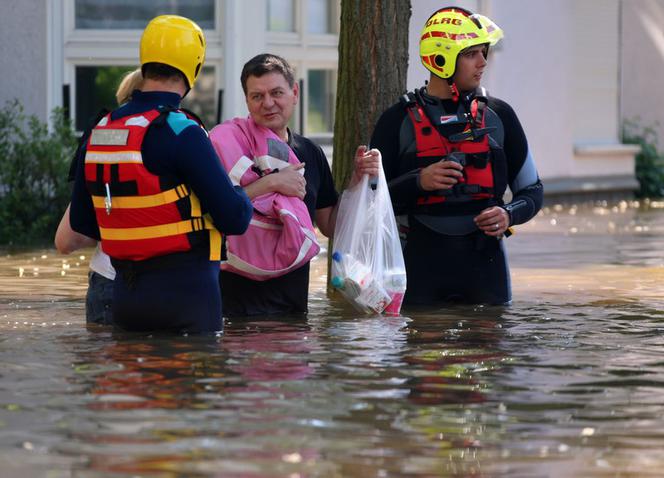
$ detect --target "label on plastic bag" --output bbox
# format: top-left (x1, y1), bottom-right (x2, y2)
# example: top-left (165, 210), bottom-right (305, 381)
top-left (356, 279), bottom-right (392, 313)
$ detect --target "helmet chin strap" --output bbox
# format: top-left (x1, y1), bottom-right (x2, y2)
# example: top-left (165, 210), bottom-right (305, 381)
top-left (443, 43), bottom-right (489, 102)
top-left (447, 78), bottom-right (460, 102)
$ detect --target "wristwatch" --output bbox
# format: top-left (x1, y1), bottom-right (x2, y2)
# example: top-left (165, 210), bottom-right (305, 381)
top-left (502, 199), bottom-right (527, 226)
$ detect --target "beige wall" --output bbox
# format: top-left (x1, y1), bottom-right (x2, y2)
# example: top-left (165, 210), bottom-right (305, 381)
top-left (0, 0), bottom-right (48, 121)
top-left (621, 0), bottom-right (664, 148)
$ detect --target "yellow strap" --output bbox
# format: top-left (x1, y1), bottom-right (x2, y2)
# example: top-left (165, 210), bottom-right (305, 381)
top-left (100, 217), bottom-right (204, 241)
top-left (92, 184), bottom-right (189, 209)
top-left (190, 191), bottom-right (202, 218)
top-left (201, 213), bottom-right (220, 261)
top-left (100, 213), bottom-right (223, 261)
top-left (208, 229), bottom-right (221, 261)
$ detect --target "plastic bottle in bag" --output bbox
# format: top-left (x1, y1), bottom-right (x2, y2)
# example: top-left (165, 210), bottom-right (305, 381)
top-left (331, 251), bottom-right (371, 298)
top-left (332, 251), bottom-right (391, 313)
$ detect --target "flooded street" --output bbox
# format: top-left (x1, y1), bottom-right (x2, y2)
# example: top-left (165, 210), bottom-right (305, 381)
top-left (1, 201), bottom-right (663, 477)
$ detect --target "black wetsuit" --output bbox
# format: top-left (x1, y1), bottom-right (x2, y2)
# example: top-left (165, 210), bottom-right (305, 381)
top-left (370, 87), bottom-right (543, 305)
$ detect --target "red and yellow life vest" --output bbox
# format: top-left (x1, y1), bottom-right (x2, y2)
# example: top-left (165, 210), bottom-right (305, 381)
top-left (84, 109), bottom-right (221, 261)
top-left (405, 94), bottom-right (495, 206)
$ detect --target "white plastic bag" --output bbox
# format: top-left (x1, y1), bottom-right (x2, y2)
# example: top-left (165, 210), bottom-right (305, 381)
top-left (331, 150), bottom-right (407, 315)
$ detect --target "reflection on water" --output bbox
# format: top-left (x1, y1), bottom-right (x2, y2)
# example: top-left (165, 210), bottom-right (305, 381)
top-left (1, 201), bottom-right (664, 477)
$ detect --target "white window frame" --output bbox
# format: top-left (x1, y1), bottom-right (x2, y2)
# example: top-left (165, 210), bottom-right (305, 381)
top-left (267, 1), bottom-right (340, 137)
top-left (267, 0), bottom-right (339, 47)
top-left (58, 0), bottom-right (224, 131)
top-left (301, 64), bottom-right (337, 139)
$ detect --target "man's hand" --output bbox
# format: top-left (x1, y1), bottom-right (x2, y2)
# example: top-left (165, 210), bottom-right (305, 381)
top-left (419, 160), bottom-right (464, 191)
top-left (273, 162), bottom-right (307, 199)
top-left (349, 145), bottom-right (381, 187)
top-left (244, 162), bottom-right (306, 200)
top-left (474, 206), bottom-right (510, 237)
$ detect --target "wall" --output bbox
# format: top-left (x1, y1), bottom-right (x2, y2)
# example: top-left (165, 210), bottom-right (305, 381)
top-left (0, 0), bottom-right (48, 120)
top-left (486, 0), bottom-right (575, 181)
top-left (621, 0), bottom-right (664, 148)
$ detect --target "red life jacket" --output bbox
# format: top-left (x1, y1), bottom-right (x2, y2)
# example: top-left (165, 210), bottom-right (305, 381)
top-left (404, 91), bottom-right (496, 207)
top-left (84, 108), bottom-right (221, 261)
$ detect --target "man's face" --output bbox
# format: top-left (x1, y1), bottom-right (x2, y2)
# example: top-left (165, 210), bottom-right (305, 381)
top-left (245, 72), bottom-right (298, 136)
top-left (453, 44), bottom-right (488, 91)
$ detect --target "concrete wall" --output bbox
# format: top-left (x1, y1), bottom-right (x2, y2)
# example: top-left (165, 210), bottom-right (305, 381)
top-left (486, 0), bottom-right (575, 181)
top-left (0, 0), bottom-right (47, 121)
top-left (621, 0), bottom-right (664, 148)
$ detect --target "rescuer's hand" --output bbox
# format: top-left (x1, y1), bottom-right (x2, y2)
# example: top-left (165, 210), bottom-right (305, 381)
top-left (474, 206), bottom-right (510, 237)
top-left (419, 159), bottom-right (464, 191)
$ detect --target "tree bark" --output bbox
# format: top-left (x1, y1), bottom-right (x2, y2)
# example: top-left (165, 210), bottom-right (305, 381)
top-left (332, 0), bottom-right (411, 189)
top-left (328, 0), bottom-right (411, 291)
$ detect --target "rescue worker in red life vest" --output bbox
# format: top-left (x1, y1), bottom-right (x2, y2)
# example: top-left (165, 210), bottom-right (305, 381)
top-left (69, 15), bottom-right (252, 333)
top-left (370, 6), bottom-right (543, 306)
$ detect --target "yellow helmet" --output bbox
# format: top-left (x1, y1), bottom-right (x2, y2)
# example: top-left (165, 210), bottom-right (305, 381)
top-left (140, 15), bottom-right (206, 88)
top-left (419, 7), bottom-right (503, 80)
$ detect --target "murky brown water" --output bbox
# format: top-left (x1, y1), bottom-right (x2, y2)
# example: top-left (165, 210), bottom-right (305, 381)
top-left (1, 201), bottom-right (663, 477)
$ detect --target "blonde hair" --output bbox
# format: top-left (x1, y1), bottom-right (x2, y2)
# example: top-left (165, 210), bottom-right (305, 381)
top-left (115, 68), bottom-right (143, 105)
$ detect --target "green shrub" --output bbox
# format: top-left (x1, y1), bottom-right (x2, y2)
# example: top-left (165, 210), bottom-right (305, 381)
top-left (623, 119), bottom-right (664, 198)
top-left (0, 100), bottom-right (77, 245)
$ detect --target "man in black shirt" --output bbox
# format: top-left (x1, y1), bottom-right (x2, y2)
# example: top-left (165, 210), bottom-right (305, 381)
top-left (217, 53), bottom-right (379, 316)
top-left (370, 7), bottom-right (543, 306)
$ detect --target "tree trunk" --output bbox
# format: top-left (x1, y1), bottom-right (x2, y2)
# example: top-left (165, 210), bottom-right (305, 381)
top-left (332, 0), bottom-right (411, 188)
top-left (328, 0), bottom-right (411, 291)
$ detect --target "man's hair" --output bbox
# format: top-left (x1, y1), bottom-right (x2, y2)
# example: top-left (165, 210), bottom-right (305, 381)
top-left (142, 62), bottom-right (189, 88)
top-left (240, 53), bottom-right (295, 95)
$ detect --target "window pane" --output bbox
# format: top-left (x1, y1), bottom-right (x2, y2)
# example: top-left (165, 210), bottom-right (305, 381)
top-left (307, 70), bottom-right (336, 134)
top-left (75, 65), bottom-right (216, 131)
top-left (75, 65), bottom-right (135, 130)
top-left (181, 66), bottom-right (216, 129)
top-left (308, 0), bottom-right (335, 34)
top-left (75, 0), bottom-right (215, 30)
top-left (267, 0), bottom-right (295, 32)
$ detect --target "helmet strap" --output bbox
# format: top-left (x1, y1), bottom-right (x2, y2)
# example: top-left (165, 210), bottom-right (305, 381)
top-left (447, 79), bottom-right (460, 102)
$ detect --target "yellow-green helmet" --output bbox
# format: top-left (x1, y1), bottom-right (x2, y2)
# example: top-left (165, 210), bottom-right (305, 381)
top-left (140, 15), bottom-right (206, 89)
top-left (420, 7), bottom-right (503, 80)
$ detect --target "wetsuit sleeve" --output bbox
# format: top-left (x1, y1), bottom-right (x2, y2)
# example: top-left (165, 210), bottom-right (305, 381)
top-left (174, 125), bottom-right (253, 235)
top-left (69, 143), bottom-right (101, 240)
top-left (370, 104), bottom-right (420, 214)
top-left (491, 98), bottom-right (544, 226)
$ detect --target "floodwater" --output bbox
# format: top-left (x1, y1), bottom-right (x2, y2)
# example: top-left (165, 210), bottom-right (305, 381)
top-left (1, 201), bottom-right (663, 477)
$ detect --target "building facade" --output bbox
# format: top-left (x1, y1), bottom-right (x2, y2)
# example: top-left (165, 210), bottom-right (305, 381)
top-left (1, 0), bottom-right (340, 140)
top-left (1, 0), bottom-right (661, 200)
